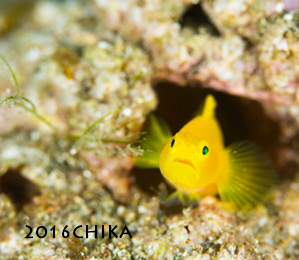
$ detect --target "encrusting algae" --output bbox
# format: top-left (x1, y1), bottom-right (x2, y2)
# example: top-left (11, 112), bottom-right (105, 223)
top-left (134, 95), bottom-right (278, 210)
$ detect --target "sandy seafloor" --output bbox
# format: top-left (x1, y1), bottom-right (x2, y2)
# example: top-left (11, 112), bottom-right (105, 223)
top-left (0, 0), bottom-right (299, 259)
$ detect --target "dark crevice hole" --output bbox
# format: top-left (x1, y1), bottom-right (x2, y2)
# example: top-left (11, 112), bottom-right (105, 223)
top-left (179, 2), bottom-right (221, 36)
top-left (0, 167), bottom-right (41, 211)
top-left (132, 82), bottom-right (284, 195)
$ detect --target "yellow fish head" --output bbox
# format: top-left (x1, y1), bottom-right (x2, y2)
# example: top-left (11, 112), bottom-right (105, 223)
top-left (159, 132), bottom-right (221, 193)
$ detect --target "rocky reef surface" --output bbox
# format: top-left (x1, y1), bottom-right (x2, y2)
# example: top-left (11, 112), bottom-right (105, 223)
top-left (0, 0), bottom-right (298, 259)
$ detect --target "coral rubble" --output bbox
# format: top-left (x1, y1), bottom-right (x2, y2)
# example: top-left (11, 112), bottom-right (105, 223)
top-left (0, 0), bottom-right (299, 259)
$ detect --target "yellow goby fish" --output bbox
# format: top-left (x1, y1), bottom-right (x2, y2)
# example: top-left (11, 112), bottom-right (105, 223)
top-left (133, 95), bottom-right (278, 210)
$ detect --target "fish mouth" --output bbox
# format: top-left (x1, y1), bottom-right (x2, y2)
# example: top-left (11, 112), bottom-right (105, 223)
top-left (173, 158), bottom-right (195, 169)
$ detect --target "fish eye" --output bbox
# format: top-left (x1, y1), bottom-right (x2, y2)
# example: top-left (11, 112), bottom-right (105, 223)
top-left (202, 146), bottom-right (209, 155)
top-left (171, 138), bottom-right (175, 148)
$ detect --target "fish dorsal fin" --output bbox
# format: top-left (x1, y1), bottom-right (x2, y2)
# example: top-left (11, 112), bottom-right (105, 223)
top-left (218, 141), bottom-right (278, 211)
top-left (132, 115), bottom-right (172, 168)
top-left (192, 94), bottom-right (217, 118)
top-left (202, 94), bottom-right (217, 117)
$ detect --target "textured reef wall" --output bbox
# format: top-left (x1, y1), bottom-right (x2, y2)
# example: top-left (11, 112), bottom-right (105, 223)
top-left (0, 0), bottom-right (299, 259)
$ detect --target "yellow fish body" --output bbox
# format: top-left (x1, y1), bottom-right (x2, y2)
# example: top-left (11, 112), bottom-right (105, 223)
top-left (134, 95), bottom-right (278, 210)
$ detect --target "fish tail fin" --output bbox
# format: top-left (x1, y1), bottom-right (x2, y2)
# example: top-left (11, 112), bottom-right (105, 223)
top-left (202, 94), bottom-right (217, 117)
top-left (218, 141), bottom-right (279, 211)
top-left (132, 115), bottom-right (172, 168)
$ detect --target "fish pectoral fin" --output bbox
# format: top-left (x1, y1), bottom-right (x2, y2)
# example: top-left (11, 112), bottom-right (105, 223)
top-left (219, 141), bottom-right (279, 211)
top-left (132, 114), bottom-right (172, 168)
